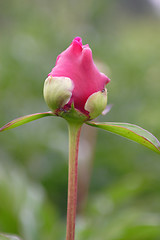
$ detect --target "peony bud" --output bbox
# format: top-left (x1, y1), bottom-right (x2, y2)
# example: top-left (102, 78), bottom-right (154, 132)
top-left (43, 37), bottom-right (110, 121)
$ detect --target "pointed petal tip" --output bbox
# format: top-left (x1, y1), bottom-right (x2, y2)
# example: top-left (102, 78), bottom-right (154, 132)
top-left (71, 40), bottom-right (82, 53)
top-left (81, 47), bottom-right (93, 66)
top-left (74, 36), bottom-right (82, 45)
top-left (71, 37), bottom-right (83, 53)
top-left (102, 73), bottom-right (110, 85)
top-left (107, 77), bottom-right (111, 83)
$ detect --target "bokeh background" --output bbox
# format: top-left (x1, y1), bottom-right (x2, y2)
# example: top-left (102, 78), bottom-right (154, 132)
top-left (0, 0), bottom-right (160, 239)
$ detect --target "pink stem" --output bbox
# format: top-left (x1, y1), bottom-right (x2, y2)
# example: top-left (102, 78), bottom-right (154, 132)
top-left (66, 122), bottom-right (82, 240)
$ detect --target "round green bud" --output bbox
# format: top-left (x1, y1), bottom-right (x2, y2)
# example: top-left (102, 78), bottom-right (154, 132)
top-left (43, 76), bottom-right (74, 112)
top-left (84, 88), bottom-right (107, 119)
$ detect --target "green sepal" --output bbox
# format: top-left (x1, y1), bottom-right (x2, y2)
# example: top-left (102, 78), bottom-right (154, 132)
top-left (86, 121), bottom-right (160, 154)
top-left (0, 112), bottom-right (54, 132)
top-left (84, 89), bottom-right (107, 119)
top-left (43, 76), bottom-right (74, 112)
top-left (58, 104), bottom-right (88, 124)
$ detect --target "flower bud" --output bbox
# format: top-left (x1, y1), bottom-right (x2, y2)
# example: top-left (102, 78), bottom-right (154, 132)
top-left (43, 76), bottom-right (74, 112)
top-left (44, 37), bottom-right (110, 121)
top-left (85, 88), bottom-right (107, 119)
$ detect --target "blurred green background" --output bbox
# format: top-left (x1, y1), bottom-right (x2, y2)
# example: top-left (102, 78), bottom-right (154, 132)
top-left (0, 0), bottom-right (160, 239)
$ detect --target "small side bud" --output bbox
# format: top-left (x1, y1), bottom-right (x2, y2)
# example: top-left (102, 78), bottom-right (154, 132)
top-left (43, 76), bottom-right (74, 112)
top-left (84, 88), bottom-right (107, 119)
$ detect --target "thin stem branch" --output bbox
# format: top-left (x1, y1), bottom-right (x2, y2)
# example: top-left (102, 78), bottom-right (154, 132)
top-left (66, 121), bottom-right (82, 240)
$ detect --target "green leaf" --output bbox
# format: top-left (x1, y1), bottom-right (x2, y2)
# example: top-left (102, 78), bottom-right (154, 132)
top-left (0, 234), bottom-right (22, 240)
top-left (86, 121), bottom-right (160, 154)
top-left (0, 112), bottom-right (55, 132)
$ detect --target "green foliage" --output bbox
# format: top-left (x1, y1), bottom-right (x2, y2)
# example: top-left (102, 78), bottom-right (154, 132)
top-left (0, 112), bottom-right (54, 132)
top-left (76, 173), bottom-right (160, 240)
top-left (87, 121), bottom-right (160, 153)
top-left (0, 234), bottom-right (21, 240)
top-left (0, 162), bottom-right (63, 240)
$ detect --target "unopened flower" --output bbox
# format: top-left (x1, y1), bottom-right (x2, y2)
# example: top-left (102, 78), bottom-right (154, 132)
top-left (43, 37), bottom-right (110, 120)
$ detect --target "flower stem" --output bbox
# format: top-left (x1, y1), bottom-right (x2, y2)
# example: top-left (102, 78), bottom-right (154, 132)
top-left (66, 121), bottom-right (82, 240)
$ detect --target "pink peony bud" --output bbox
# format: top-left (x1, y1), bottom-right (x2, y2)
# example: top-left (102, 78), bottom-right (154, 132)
top-left (44, 37), bottom-right (110, 120)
